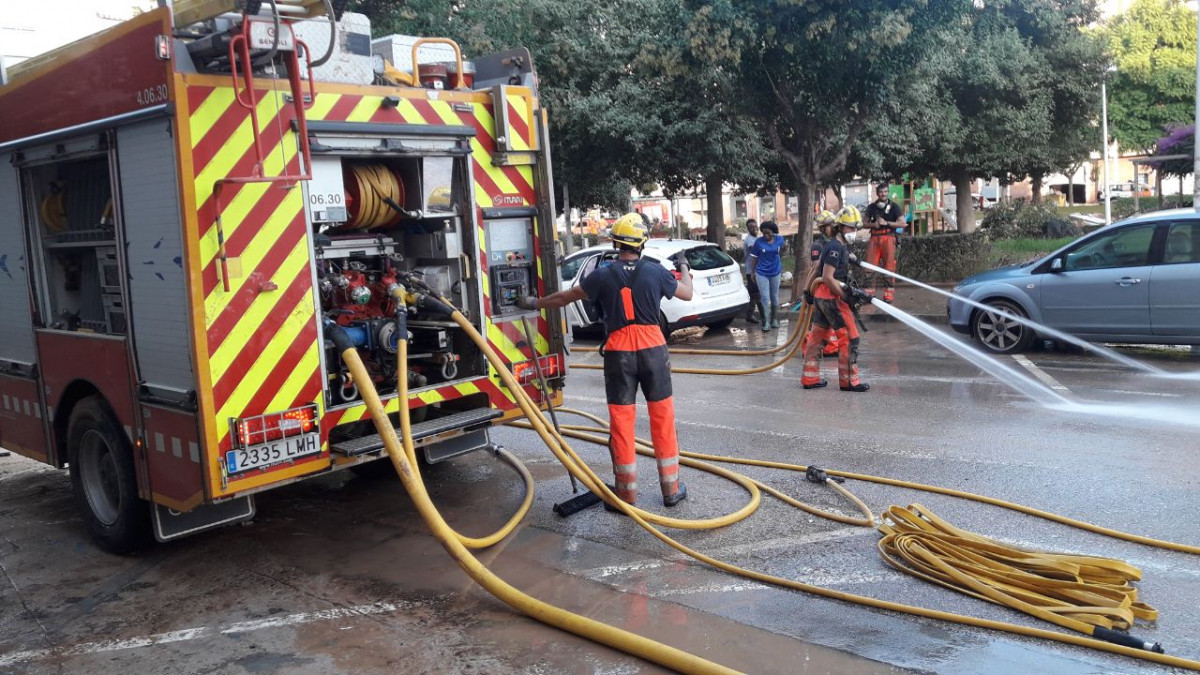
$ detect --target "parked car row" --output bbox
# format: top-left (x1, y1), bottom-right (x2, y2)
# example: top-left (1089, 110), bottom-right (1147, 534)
top-left (559, 239), bottom-right (750, 336)
top-left (949, 208), bottom-right (1200, 353)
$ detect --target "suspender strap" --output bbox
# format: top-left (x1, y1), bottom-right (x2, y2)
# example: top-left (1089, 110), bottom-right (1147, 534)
top-left (607, 258), bottom-right (647, 326)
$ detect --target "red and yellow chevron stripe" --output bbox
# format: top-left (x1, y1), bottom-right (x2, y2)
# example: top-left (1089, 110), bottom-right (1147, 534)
top-left (179, 76), bottom-right (556, 497)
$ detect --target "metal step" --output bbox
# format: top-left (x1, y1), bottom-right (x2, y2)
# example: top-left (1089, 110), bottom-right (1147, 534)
top-left (330, 408), bottom-right (502, 457)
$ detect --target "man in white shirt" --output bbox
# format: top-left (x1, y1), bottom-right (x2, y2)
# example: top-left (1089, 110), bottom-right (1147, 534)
top-left (741, 219), bottom-right (760, 324)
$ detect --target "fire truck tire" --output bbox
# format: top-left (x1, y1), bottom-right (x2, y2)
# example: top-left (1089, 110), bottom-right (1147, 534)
top-left (67, 397), bottom-right (151, 554)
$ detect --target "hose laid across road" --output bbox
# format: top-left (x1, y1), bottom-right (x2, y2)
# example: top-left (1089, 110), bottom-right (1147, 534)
top-left (571, 302), bottom-right (812, 375)
top-left (340, 284), bottom-right (1200, 673)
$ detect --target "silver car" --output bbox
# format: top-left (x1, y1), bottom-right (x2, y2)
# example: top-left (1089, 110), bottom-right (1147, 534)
top-left (949, 209), bottom-right (1200, 353)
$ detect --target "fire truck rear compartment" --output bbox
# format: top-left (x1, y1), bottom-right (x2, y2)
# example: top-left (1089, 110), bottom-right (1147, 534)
top-left (308, 150), bottom-right (487, 415)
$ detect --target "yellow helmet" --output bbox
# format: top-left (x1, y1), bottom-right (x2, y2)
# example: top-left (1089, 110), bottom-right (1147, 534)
top-left (610, 212), bottom-right (649, 248)
top-left (836, 205), bottom-right (862, 227)
top-left (815, 209), bottom-right (836, 226)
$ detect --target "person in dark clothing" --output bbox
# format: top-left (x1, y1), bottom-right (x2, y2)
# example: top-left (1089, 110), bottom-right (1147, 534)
top-left (864, 183), bottom-right (903, 303)
top-left (521, 213), bottom-right (693, 508)
top-left (800, 206), bottom-right (870, 392)
top-left (810, 210), bottom-right (840, 356)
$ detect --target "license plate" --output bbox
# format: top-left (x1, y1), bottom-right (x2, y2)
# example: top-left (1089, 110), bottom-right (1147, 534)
top-left (226, 433), bottom-right (320, 474)
top-left (707, 273), bottom-right (731, 286)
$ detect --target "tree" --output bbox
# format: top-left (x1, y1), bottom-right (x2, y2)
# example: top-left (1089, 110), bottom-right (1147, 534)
top-left (1151, 124), bottom-right (1194, 177)
top-left (898, 0), bottom-right (1103, 229)
top-left (682, 0), bottom-right (969, 297)
top-left (1104, 0), bottom-right (1198, 153)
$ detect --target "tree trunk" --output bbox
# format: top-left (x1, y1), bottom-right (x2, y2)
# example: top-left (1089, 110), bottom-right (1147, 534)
top-left (789, 181), bottom-right (815, 303)
top-left (705, 174), bottom-right (724, 244)
top-left (1066, 166), bottom-right (1075, 206)
top-left (1031, 172), bottom-right (1043, 205)
top-left (562, 184), bottom-right (573, 254)
top-left (953, 170), bottom-right (976, 233)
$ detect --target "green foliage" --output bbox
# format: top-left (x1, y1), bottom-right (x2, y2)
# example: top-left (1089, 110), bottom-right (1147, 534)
top-left (980, 202), bottom-right (1080, 240)
top-left (899, 0), bottom-right (1105, 225)
top-left (1110, 193), bottom-right (1195, 219)
top-left (849, 232), bottom-right (993, 282)
top-left (1104, 0), bottom-right (1198, 152)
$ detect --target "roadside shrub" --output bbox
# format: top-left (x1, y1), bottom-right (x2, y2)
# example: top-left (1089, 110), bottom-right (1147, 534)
top-left (980, 202), bottom-right (1079, 239)
top-left (1111, 194), bottom-right (1194, 220)
top-left (849, 231), bottom-right (992, 282)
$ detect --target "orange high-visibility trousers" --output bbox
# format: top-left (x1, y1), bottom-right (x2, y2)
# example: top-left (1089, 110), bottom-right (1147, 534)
top-left (802, 298), bottom-right (863, 388)
top-left (866, 233), bottom-right (897, 302)
top-left (603, 324), bottom-right (681, 504)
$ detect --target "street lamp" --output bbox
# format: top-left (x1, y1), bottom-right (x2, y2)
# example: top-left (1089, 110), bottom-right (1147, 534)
top-left (1101, 65), bottom-right (1117, 226)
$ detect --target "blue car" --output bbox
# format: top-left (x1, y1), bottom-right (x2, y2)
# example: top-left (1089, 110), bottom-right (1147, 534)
top-left (948, 209), bottom-right (1200, 353)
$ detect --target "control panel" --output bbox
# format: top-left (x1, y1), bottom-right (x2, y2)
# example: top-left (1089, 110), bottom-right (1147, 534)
top-left (484, 217), bottom-right (536, 317)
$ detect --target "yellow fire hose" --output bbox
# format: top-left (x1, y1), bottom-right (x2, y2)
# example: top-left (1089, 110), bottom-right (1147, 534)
top-left (334, 287), bottom-right (1200, 672)
top-left (571, 302), bottom-right (813, 375)
top-left (572, 310), bottom-right (807, 356)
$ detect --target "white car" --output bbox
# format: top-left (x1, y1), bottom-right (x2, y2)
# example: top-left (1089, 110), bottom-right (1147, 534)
top-left (559, 239), bottom-right (751, 336)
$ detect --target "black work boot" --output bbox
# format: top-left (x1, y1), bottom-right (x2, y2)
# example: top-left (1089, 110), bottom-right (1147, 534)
top-left (663, 482), bottom-right (688, 507)
top-left (840, 383), bottom-right (870, 392)
top-left (803, 379), bottom-right (828, 390)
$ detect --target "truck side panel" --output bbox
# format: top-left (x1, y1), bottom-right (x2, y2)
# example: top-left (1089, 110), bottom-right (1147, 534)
top-left (0, 153), bottom-right (38, 366)
top-left (116, 119), bottom-right (196, 394)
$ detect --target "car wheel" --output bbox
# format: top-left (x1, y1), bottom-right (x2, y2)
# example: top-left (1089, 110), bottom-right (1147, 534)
top-left (706, 318), bottom-right (734, 331)
top-left (971, 300), bottom-right (1035, 354)
top-left (68, 397), bottom-right (152, 554)
top-left (659, 312), bottom-right (673, 340)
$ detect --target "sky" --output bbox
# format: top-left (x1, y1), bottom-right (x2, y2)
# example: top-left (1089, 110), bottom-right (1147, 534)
top-left (1, 1), bottom-right (157, 65)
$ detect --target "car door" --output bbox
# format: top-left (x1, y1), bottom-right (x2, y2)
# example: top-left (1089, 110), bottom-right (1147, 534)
top-left (1150, 220), bottom-right (1200, 337)
top-left (1039, 222), bottom-right (1159, 337)
top-left (560, 252), bottom-right (599, 329)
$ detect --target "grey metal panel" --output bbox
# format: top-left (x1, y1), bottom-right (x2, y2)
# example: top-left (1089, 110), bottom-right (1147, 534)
top-left (0, 153), bottom-right (37, 365)
top-left (116, 121), bottom-right (194, 393)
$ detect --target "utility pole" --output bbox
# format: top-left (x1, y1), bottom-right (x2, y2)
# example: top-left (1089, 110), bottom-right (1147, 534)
top-left (562, 184), bottom-right (573, 254)
top-left (1194, 2), bottom-right (1200, 212)
top-left (1101, 75), bottom-right (1112, 226)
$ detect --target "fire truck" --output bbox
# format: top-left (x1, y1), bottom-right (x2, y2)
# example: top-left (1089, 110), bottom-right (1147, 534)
top-left (0, 1), bottom-right (566, 553)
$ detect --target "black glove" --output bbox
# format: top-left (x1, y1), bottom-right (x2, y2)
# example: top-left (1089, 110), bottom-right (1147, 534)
top-left (803, 289), bottom-right (814, 305)
top-left (843, 285), bottom-right (872, 311)
top-left (668, 251), bottom-right (690, 272)
top-left (516, 295), bottom-right (539, 311)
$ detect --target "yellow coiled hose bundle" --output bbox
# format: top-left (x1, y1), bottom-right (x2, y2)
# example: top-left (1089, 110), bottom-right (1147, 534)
top-left (347, 164), bottom-right (404, 230)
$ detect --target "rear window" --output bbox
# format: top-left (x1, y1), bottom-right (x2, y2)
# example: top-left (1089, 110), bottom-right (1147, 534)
top-left (685, 246), bottom-right (735, 271)
top-left (560, 254), bottom-right (590, 281)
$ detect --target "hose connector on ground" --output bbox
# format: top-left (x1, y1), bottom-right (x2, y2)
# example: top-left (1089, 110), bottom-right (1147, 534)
top-left (1093, 626), bottom-right (1165, 654)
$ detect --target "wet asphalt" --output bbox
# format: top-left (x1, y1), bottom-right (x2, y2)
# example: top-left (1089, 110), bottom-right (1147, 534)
top-left (3, 300), bottom-right (1200, 674)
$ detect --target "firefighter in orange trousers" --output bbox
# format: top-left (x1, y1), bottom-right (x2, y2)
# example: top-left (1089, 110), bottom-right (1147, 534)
top-left (801, 206), bottom-right (870, 392)
top-left (519, 213), bottom-right (692, 508)
top-left (865, 183), bottom-right (903, 303)
top-left (809, 210), bottom-right (841, 357)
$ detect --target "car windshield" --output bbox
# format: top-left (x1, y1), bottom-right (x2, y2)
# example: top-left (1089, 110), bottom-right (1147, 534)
top-left (560, 254), bottom-right (591, 281)
top-left (683, 246), bottom-right (735, 271)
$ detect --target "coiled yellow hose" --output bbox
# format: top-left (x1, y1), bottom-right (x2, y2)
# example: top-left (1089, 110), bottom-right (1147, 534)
top-left (347, 164), bottom-right (403, 229)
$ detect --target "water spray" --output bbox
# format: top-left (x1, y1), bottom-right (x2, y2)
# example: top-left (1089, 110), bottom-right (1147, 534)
top-left (858, 262), bottom-right (1165, 375)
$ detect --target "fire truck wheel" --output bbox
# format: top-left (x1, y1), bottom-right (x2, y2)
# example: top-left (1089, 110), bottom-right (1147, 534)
top-left (67, 397), bottom-right (151, 554)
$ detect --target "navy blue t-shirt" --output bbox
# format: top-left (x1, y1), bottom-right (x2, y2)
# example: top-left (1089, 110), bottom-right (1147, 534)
top-left (580, 257), bottom-right (678, 335)
top-left (818, 238), bottom-right (851, 283)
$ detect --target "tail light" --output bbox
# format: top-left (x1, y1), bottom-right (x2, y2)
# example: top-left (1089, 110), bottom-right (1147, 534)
top-left (232, 403), bottom-right (319, 449)
top-left (671, 270), bottom-right (682, 281)
top-left (513, 354), bottom-right (564, 384)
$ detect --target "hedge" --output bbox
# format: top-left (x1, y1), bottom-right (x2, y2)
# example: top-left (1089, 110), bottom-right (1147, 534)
top-left (849, 232), bottom-right (992, 283)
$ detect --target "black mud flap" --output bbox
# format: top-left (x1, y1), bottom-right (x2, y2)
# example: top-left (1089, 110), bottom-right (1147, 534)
top-left (152, 496), bottom-right (255, 542)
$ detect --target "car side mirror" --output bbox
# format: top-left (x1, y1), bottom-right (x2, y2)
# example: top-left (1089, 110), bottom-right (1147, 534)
top-left (1050, 258), bottom-right (1063, 273)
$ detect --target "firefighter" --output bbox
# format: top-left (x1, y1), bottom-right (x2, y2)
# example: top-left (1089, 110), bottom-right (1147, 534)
top-left (519, 213), bottom-right (691, 508)
top-left (865, 183), bottom-right (903, 303)
top-left (801, 206), bottom-right (870, 392)
top-left (810, 210), bottom-right (840, 356)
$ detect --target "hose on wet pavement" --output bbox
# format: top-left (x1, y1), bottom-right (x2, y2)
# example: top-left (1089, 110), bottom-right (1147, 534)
top-left (339, 284), bottom-right (1200, 673)
top-left (572, 311), bottom-right (807, 356)
top-left (571, 302), bottom-right (812, 375)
